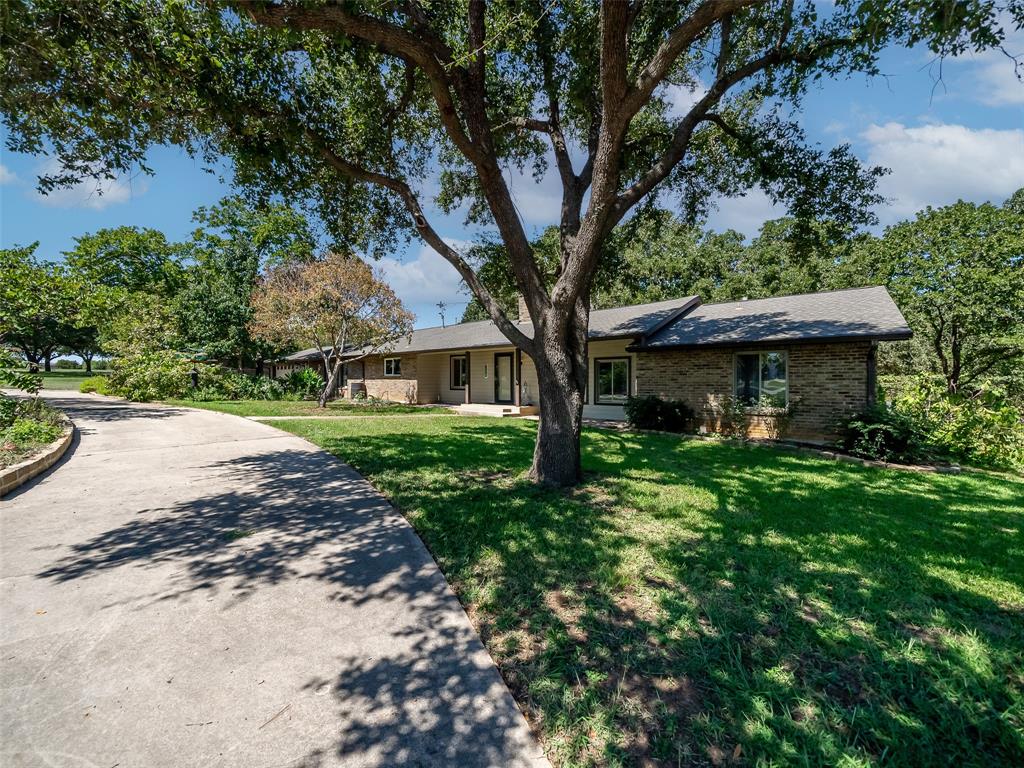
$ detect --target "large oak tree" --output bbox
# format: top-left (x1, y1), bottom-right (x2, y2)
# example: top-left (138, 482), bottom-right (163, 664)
top-left (2, 0), bottom-right (1020, 484)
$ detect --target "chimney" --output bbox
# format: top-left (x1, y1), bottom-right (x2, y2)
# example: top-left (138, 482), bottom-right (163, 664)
top-left (516, 294), bottom-right (530, 323)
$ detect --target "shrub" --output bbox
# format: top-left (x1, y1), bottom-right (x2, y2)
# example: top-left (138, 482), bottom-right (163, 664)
top-left (624, 395), bottom-right (696, 433)
top-left (896, 379), bottom-right (1023, 470)
top-left (2, 418), bottom-right (62, 446)
top-left (838, 377), bottom-right (1024, 470)
top-left (837, 405), bottom-right (928, 464)
top-left (285, 368), bottom-right (323, 400)
top-left (54, 358), bottom-right (82, 369)
top-left (0, 396), bottom-right (16, 430)
top-left (717, 396), bottom-right (751, 439)
top-left (79, 376), bottom-right (110, 395)
top-left (107, 349), bottom-right (193, 402)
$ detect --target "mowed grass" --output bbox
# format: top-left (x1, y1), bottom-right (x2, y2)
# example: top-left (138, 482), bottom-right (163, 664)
top-left (267, 414), bottom-right (1024, 767)
top-left (33, 370), bottom-right (107, 391)
top-left (165, 398), bottom-right (449, 417)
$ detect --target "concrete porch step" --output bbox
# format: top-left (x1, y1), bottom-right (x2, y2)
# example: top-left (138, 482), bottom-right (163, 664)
top-left (452, 403), bottom-right (539, 418)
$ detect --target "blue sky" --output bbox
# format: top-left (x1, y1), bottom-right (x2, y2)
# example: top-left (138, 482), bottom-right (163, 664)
top-left (2, 38), bottom-right (1021, 328)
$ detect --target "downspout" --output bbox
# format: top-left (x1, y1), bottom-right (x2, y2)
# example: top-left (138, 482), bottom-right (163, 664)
top-left (866, 341), bottom-right (878, 408)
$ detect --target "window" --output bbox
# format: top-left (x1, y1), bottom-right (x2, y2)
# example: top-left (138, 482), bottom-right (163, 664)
top-left (594, 358), bottom-right (630, 405)
top-left (450, 355), bottom-right (467, 389)
top-left (734, 351), bottom-right (787, 409)
top-left (383, 357), bottom-right (402, 377)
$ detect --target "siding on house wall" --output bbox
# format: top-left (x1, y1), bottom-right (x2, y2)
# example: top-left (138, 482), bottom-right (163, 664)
top-left (635, 341), bottom-right (871, 438)
top-left (358, 354), bottom-right (419, 403)
top-left (583, 338), bottom-right (636, 420)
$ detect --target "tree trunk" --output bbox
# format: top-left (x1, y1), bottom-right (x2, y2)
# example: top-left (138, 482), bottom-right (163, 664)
top-left (83, 354), bottom-right (93, 373)
top-left (318, 358), bottom-right (343, 408)
top-left (528, 327), bottom-right (587, 487)
top-left (43, 355), bottom-right (52, 372)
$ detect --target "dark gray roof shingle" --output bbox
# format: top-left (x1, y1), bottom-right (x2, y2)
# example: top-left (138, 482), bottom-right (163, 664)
top-left (282, 295), bottom-right (698, 360)
top-left (636, 286), bottom-right (911, 349)
top-left (280, 287), bottom-right (909, 361)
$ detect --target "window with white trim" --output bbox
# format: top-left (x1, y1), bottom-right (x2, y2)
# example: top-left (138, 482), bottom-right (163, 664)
top-left (383, 357), bottom-right (402, 377)
top-left (594, 357), bottom-right (630, 405)
top-left (734, 351), bottom-right (787, 409)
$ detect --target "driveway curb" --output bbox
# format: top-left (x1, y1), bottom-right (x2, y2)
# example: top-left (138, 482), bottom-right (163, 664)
top-left (0, 419), bottom-right (75, 498)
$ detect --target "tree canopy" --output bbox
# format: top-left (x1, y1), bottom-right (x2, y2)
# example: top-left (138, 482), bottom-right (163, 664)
top-left (250, 253), bottom-right (414, 406)
top-left (5, 0), bottom-right (1020, 484)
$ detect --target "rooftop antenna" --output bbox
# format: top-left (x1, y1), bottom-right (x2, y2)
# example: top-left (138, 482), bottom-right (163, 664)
top-left (436, 301), bottom-right (448, 327)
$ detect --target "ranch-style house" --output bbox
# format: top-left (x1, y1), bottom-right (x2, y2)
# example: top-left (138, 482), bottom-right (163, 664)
top-left (272, 286), bottom-right (911, 440)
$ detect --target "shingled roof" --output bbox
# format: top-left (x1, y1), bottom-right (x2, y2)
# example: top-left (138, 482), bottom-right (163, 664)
top-left (280, 286), bottom-right (909, 362)
top-left (282, 294), bottom-right (699, 361)
top-left (634, 286), bottom-right (912, 349)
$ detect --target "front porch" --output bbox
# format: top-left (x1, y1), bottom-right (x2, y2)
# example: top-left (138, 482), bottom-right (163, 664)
top-left (414, 348), bottom-right (540, 413)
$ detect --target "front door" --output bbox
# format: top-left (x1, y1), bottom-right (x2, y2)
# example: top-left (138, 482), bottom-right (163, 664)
top-left (494, 352), bottom-right (514, 403)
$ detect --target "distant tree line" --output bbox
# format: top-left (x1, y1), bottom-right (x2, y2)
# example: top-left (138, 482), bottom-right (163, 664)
top-left (1, 196), bottom-right (318, 373)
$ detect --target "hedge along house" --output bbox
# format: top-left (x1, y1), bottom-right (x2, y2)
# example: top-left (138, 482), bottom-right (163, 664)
top-left (274, 286), bottom-right (911, 440)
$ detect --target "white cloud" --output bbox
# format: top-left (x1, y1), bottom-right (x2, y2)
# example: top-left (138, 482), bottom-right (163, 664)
top-left (958, 25), bottom-right (1024, 106)
top-left (31, 159), bottom-right (145, 210)
top-left (861, 121), bottom-right (1024, 222)
top-left (706, 188), bottom-right (784, 238)
top-left (974, 56), bottom-right (1024, 106)
top-left (663, 82), bottom-right (709, 119)
top-left (377, 240), bottom-right (472, 325)
top-left (0, 163), bottom-right (17, 185)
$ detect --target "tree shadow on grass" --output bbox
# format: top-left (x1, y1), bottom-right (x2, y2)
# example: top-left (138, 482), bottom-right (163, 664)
top-left (289, 418), bottom-right (1024, 766)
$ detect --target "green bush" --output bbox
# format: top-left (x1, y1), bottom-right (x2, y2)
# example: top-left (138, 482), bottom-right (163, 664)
top-left (838, 377), bottom-right (1024, 470)
top-left (189, 368), bottom-right (287, 401)
top-left (54, 358), bottom-right (82, 369)
top-left (2, 418), bottom-right (62, 446)
top-left (285, 368), bottom-right (323, 400)
top-left (79, 376), bottom-right (110, 395)
top-left (107, 349), bottom-right (193, 402)
top-left (0, 396), bottom-right (16, 430)
top-left (837, 404), bottom-right (927, 464)
top-left (625, 395), bottom-right (696, 433)
top-left (896, 379), bottom-right (1023, 470)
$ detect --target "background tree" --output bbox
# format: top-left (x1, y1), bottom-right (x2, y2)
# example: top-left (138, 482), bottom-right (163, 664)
top-left (4, 0), bottom-right (1020, 484)
top-left (839, 195), bottom-right (1024, 395)
top-left (62, 226), bottom-right (183, 296)
top-left (249, 254), bottom-right (414, 408)
top-left (0, 244), bottom-right (77, 371)
top-left (175, 196), bottom-right (317, 370)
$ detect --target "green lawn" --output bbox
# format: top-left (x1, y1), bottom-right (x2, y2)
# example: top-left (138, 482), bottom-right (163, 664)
top-left (166, 398), bottom-right (449, 417)
top-left (261, 414), bottom-right (1023, 768)
top-left (34, 370), bottom-right (107, 391)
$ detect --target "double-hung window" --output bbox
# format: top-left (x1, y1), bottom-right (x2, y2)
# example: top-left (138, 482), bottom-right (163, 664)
top-left (734, 351), bottom-right (787, 409)
top-left (450, 355), bottom-right (467, 389)
top-left (383, 357), bottom-right (402, 377)
top-left (594, 358), bottom-right (630, 405)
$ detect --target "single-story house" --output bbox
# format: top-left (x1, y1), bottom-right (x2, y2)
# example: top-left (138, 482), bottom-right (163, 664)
top-left (271, 285), bottom-right (911, 440)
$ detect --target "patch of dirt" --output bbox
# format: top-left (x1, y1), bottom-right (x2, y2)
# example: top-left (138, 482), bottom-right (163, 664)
top-left (902, 623), bottom-right (949, 648)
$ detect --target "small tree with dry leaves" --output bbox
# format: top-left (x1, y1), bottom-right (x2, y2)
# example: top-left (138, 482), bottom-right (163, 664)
top-left (250, 254), bottom-right (413, 407)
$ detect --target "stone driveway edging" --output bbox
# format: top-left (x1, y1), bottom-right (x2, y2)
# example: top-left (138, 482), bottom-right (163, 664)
top-left (0, 418), bottom-right (75, 497)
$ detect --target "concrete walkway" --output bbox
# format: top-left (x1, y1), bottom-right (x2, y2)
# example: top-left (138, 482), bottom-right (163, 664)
top-left (1, 392), bottom-right (547, 768)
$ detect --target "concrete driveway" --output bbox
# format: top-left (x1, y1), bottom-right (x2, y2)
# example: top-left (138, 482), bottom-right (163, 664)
top-left (1, 392), bottom-right (547, 768)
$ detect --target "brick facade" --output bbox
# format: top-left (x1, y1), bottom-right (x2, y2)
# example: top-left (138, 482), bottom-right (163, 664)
top-left (355, 354), bottom-right (419, 403)
top-left (635, 341), bottom-right (872, 439)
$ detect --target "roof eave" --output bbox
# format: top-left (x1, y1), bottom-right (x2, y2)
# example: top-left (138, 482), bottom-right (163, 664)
top-left (626, 329), bottom-right (913, 352)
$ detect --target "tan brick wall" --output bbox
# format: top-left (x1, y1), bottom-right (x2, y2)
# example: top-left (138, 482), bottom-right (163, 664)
top-left (356, 354), bottom-right (419, 403)
top-left (636, 342), bottom-right (871, 439)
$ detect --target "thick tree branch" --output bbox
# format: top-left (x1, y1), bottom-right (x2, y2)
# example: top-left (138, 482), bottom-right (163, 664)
top-left (241, 1), bottom-right (481, 164)
top-left (304, 130), bottom-right (535, 353)
top-left (625, 0), bottom-right (766, 116)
